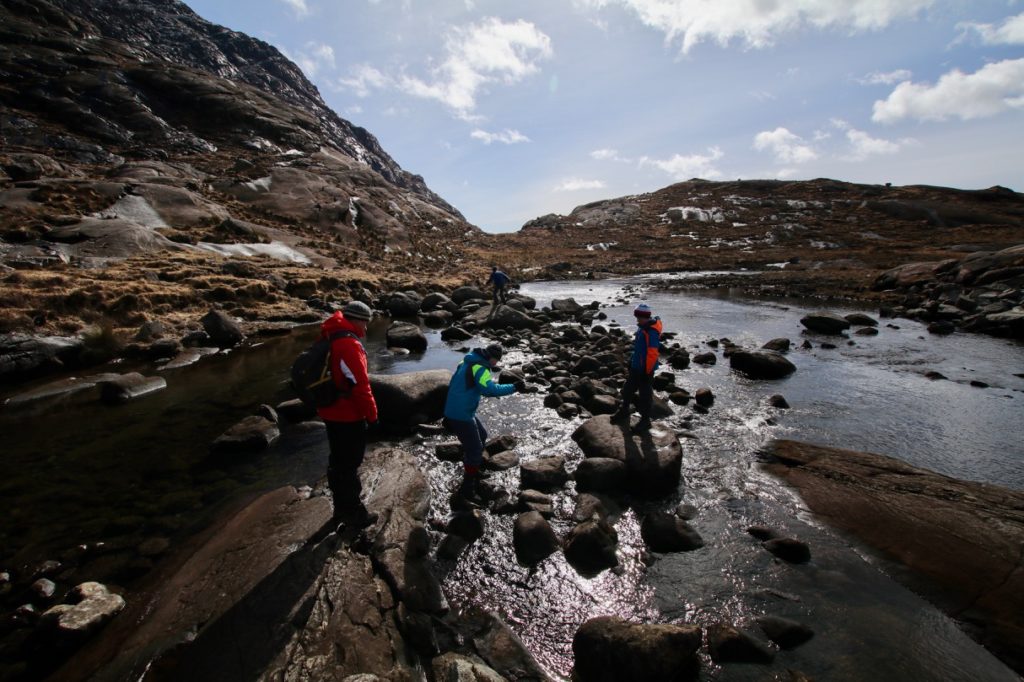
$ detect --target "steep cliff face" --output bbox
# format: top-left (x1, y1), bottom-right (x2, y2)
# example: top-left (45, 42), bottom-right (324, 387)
top-left (0, 0), bottom-right (460, 216)
top-left (0, 0), bottom-right (487, 342)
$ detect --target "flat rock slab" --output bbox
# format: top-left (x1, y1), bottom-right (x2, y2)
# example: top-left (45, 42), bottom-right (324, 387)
top-left (97, 373), bottom-right (167, 404)
top-left (571, 415), bottom-right (683, 497)
top-left (761, 438), bottom-right (1024, 674)
top-left (210, 415), bottom-right (280, 454)
top-left (4, 373), bottom-right (122, 407)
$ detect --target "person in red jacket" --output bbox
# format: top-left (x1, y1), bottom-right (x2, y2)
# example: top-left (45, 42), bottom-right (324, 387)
top-left (317, 300), bottom-right (378, 530)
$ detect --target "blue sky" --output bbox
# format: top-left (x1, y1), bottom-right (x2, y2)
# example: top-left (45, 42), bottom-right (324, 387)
top-left (180, 0), bottom-right (1024, 232)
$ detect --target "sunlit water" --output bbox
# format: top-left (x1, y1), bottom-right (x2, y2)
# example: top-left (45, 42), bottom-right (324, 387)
top-left (2, 277), bottom-right (1022, 681)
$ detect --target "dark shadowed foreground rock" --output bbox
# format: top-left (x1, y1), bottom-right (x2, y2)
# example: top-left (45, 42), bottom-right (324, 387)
top-left (209, 415), bottom-right (280, 455)
top-left (370, 369), bottom-right (451, 434)
top-left (571, 415), bottom-right (683, 497)
top-left (761, 438), bottom-right (1024, 674)
top-left (572, 616), bottom-right (701, 681)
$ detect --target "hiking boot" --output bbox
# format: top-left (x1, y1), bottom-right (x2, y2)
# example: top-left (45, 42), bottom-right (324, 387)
top-left (610, 409), bottom-right (631, 423)
top-left (454, 476), bottom-right (485, 508)
top-left (631, 418), bottom-right (652, 434)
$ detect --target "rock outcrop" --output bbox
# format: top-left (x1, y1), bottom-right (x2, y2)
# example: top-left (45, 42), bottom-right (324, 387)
top-left (761, 438), bottom-right (1024, 674)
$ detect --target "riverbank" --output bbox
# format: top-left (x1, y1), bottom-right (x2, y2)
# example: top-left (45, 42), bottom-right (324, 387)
top-left (3, 283), bottom-right (1022, 680)
top-left (760, 439), bottom-right (1024, 675)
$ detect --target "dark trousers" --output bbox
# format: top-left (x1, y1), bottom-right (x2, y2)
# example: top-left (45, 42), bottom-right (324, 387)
top-left (492, 285), bottom-right (508, 305)
top-left (445, 417), bottom-right (487, 469)
top-left (324, 419), bottom-right (367, 512)
top-left (620, 368), bottom-right (653, 420)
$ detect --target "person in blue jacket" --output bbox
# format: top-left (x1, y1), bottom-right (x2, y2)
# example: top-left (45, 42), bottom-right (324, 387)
top-left (613, 303), bottom-right (663, 433)
top-left (444, 343), bottom-right (517, 505)
top-left (486, 266), bottom-right (511, 305)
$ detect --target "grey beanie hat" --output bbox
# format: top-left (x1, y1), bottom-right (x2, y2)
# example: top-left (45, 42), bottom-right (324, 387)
top-left (342, 300), bottom-right (372, 321)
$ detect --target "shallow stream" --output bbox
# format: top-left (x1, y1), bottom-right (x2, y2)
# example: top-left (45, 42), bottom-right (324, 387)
top-left (2, 276), bottom-right (1022, 680)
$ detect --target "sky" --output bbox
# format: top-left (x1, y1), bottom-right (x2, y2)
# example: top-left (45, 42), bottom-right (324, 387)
top-left (179, 0), bottom-right (1024, 233)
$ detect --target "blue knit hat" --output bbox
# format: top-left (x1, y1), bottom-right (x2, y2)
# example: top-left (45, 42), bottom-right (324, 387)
top-left (633, 303), bottom-right (652, 319)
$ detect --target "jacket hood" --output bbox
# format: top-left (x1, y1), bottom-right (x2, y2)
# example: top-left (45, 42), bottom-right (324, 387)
top-left (465, 349), bottom-right (489, 365)
top-left (321, 310), bottom-right (364, 338)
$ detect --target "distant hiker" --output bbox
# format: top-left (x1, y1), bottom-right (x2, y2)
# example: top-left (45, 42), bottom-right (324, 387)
top-left (613, 303), bottom-right (663, 433)
top-left (487, 266), bottom-right (511, 305)
top-left (443, 344), bottom-right (517, 506)
top-left (317, 300), bottom-right (379, 531)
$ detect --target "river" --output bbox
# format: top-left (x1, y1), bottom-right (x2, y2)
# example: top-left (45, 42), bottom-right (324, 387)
top-left (1, 276), bottom-right (1022, 680)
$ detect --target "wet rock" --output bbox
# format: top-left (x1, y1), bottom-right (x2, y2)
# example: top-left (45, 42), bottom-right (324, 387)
top-left (517, 490), bottom-right (554, 517)
top-left (928, 320), bottom-right (956, 335)
top-left (747, 525), bottom-right (782, 541)
top-left (573, 493), bottom-right (619, 523)
top-left (756, 615), bottom-right (815, 649)
top-left (572, 415), bottom-right (683, 497)
top-left (800, 312), bottom-right (851, 335)
top-left (520, 456), bottom-right (569, 492)
top-left (707, 622), bottom-right (775, 664)
top-left (210, 415), bottom-right (280, 455)
top-left (41, 582), bottom-right (125, 638)
top-left (652, 371), bottom-right (676, 390)
top-left (676, 503), bottom-right (698, 520)
top-left (440, 325), bottom-right (473, 342)
top-left (451, 286), bottom-right (488, 304)
top-left (471, 611), bottom-right (548, 681)
top-left (431, 653), bottom-right (504, 682)
top-left (370, 369), bottom-right (451, 434)
top-left (854, 327), bottom-right (879, 336)
top-left (435, 441), bottom-right (463, 462)
top-left (0, 333), bottom-right (84, 381)
top-left (200, 309), bottom-right (244, 348)
top-left (385, 292), bottom-right (421, 318)
top-left (572, 616), bottom-right (702, 681)
top-left (3, 373), bottom-right (123, 407)
top-left (485, 434), bottom-right (517, 454)
top-left (693, 351), bottom-right (716, 365)
top-left (465, 304), bottom-right (539, 330)
top-left (385, 321), bottom-right (427, 352)
top-left (769, 394), bottom-right (790, 408)
top-left (729, 350), bottom-right (796, 380)
top-left (422, 310), bottom-right (452, 328)
top-left (669, 389), bottom-right (691, 405)
top-left (97, 372), bottom-right (167, 404)
top-left (551, 298), bottom-right (583, 313)
top-left (762, 337), bottom-right (792, 353)
top-left (420, 292), bottom-right (453, 312)
top-left (31, 578), bottom-right (57, 601)
top-left (924, 371), bottom-right (948, 380)
top-left (574, 457), bottom-right (627, 493)
top-left (764, 537), bottom-right (812, 564)
top-left (640, 512), bottom-right (704, 553)
top-left (274, 397), bottom-right (316, 423)
top-left (483, 449), bottom-right (520, 470)
top-left (564, 517), bottom-right (619, 576)
top-left (668, 348), bottom-right (691, 369)
top-left (694, 387), bottom-right (715, 407)
top-left (513, 511), bottom-right (561, 566)
top-left (446, 510), bottom-right (485, 542)
top-left (845, 313), bottom-right (879, 326)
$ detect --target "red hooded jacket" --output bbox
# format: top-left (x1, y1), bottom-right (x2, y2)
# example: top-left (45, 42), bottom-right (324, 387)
top-left (316, 311), bottom-right (378, 423)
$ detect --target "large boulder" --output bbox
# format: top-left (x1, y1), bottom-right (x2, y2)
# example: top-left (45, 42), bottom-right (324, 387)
top-left (450, 286), bottom-right (488, 304)
top-left (201, 309), bottom-right (244, 348)
top-left (707, 622), bottom-right (775, 664)
top-left (729, 350), bottom-right (796, 380)
top-left (572, 616), bottom-right (702, 681)
top-left (0, 333), bottom-right (84, 381)
top-left (551, 298), bottom-right (583, 313)
top-left (873, 260), bottom-right (956, 289)
top-left (640, 511), bottom-right (704, 552)
top-left (41, 582), bottom-right (125, 639)
top-left (386, 321), bottom-right (428, 352)
top-left (573, 458), bottom-right (627, 493)
top-left (800, 312), bottom-right (851, 335)
top-left (519, 455), bottom-right (569, 492)
top-left (385, 292), bottom-right (421, 318)
top-left (571, 415), bottom-right (683, 497)
top-left (464, 304), bottom-right (539, 330)
top-left (512, 511), bottom-right (561, 566)
top-left (371, 369), bottom-right (451, 434)
top-left (564, 517), bottom-right (619, 576)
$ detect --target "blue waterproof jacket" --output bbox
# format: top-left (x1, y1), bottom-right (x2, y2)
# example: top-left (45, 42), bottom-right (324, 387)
top-left (488, 270), bottom-right (510, 287)
top-left (444, 349), bottom-right (516, 421)
top-left (630, 317), bottom-right (663, 374)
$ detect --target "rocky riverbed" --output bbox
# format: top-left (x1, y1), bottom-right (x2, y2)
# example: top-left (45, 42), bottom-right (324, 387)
top-left (3, 284), bottom-right (1022, 681)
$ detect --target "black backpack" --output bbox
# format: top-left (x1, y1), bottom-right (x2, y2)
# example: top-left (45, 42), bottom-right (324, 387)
top-left (291, 330), bottom-right (358, 409)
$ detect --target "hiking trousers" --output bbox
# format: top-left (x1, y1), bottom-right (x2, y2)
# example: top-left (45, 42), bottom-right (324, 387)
top-left (445, 416), bottom-right (488, 468)
top-left (620, 368), bottom-right (653, 420)
top-left (324, 419), bottom-right (367, 511)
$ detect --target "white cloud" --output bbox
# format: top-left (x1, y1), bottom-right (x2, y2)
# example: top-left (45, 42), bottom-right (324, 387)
top-left (574, 0), bottom-right (937, 53)
top-left (843, 128), bottom-right (903, 160)
top-left (753, 127), bottom-right (818, 164)
top-left (554, 178), bottom-right (608, 191)
top-left (956, 12), bottom-right (1024, 45)
top-left (857, 69), bottom-right (912, 85)
top-left (398, 18), bottom-right (553, 115)
top-left (470, 128), bottom-right (531, 144)
top-left (279, 0), bottom-right (310, 19)
top-left (640, 147), bottom-right (724, 180)
top-left (590, 148), bottom-right (633, 162)
top-left (338, 64), bottom-right (392, 97)
top-left (294, 42), bottom-right (335, 78)
top-left (872, 58), bottom-right (1024, 123)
